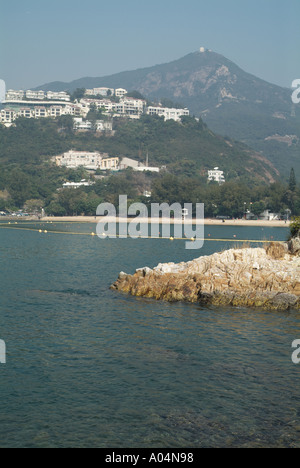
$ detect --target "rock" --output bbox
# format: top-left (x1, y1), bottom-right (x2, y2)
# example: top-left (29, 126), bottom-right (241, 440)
top-left (135, 267), bottom-right (153, 277)
top-left (266, 293), bottom-right (299, 310)
top-left (118, 271), bottom-right (128, 279)
top-left (288, 237), bottom-right (300, 256)
top-left (111, 246), bottom-right (300, 310)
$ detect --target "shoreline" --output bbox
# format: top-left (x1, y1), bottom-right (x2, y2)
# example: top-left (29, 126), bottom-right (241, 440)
top-left (39, 216), bottom-right (290, 228)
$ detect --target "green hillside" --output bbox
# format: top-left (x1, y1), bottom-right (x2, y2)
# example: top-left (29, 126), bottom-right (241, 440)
top-left (1, 114), bottom-right (299, 217)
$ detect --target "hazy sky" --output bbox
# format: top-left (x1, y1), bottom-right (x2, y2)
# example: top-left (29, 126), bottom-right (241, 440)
top-left (1, 0), bottom-right (299, 90)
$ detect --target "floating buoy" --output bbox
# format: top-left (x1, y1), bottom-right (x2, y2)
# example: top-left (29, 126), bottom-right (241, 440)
top-left (170, 237), bottom-right (174, 241)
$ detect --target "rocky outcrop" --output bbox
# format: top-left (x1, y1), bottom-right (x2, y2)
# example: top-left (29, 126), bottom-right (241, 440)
top-left (111, 243), bottom-right (300, 310)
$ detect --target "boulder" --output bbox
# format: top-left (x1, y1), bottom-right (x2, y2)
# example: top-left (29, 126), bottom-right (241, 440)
top-left (288, 237), bottom-right (300, 255)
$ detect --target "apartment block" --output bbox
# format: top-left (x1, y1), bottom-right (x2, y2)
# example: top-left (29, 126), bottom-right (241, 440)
top-left (115, 88), bottom-right (127, 98)
top-left (147, 106), bottom-right (190, 121)
top-left (53, 150), bottom-right (119, 171)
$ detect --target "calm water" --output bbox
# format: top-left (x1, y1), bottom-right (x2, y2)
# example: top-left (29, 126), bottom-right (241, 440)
top-left (1, 221), bottom-right (300, 448)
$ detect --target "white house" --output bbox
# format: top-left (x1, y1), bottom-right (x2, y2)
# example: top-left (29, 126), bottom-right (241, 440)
top-left (54, 150), bottom-right (119, 171)
top-left (147, 106), bottom-right (190, 121)
top-left (47, 91), bottom-right (70, 101)
top-left (119, 157), bottom-right (160, 173)
top-left (5, 89), bottom-right (25, 100)
top-left (73, 117), bottom-right (113, 132)
top-left (63, 180), bottom-right (93, 189)
top-left (208, 167), bottom-right (225, 184)
top-left (115, 88), bottom-right (127, 98)
top-left (26, 90), bottom-right (45, 100)
top-left (0, 108), bottom-right (17, 126)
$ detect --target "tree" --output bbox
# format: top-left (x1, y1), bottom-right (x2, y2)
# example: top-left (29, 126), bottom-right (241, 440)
top-left (289, 168), bottom-right (297, 192)
top-left (46, 201), bottom-right (66, 216)
top-left (126, 91), bottom-right (145, 100)
top-left (58, 115), bottom-right (74, 133)
top-left (71, 88), bottom-right (86, 102)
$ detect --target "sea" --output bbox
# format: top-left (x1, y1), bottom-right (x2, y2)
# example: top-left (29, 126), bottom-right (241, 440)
top-left (0, 220), bottom-right (300, 448)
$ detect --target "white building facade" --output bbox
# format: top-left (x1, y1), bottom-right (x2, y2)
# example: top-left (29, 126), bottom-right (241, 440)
top-left (208, 168), bottom-right (225, 184)
top-left (147, 106), bottom-right (190, 121)
top-left (54, 150), bottom-right (119, 171)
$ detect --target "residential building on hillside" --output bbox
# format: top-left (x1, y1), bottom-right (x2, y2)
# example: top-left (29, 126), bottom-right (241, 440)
top-left (208, 167), bottom-right (225, 184)
top-left (26, 90), bottom-right (45, 100)
top-left (46, 91), bottom-right (70, 101)
top-left (53, 150), bottom-right (119, 171)
top-left (1, 88), bottom-right (191, 127)
top-left (1, 98), bottom-right (87, 124)
top-left (5, 90), bottom-right (24, 100)
top-left (81, 96), bottom-right (146, 116)
top-left (81, 98), bottom-right (114, 113)
top-left (73, 117), bottom-right (113, 132)
top-left (0, 108), bottom-right (17, 126)
top-left (63, 180), bottom-right (94, 189)
top-left (85, 88), bottom-right (114, 97)
top-left (146, 106), bottom-right (190, 121)
top-left (115, 88), bottom-right (127, 98)
top-left (119, 157), bottom-right (160, 172)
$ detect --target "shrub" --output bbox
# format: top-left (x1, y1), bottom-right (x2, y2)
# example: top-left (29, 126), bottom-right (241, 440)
top-left (265, 242), bottom-right (286, 260)
top-left (290, 217), bottom-right (300, 238)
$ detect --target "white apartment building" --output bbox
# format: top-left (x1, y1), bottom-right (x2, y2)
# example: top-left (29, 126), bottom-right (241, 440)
top-left (73, 118), bottom-right (113, 132)
top-left (85, 87), bottom-right (115, 97)
top-left (119, 157), bottom-right (160, 173)
top-left (54, 150), bottom-right (119, 171)
top-left (81, 98), bottom-right (114, 113)
top-left (147, 106), bottom-right (190, 121)
top-left (5, 90), bottom-right (25, 100)
top-left (80, 97), bottom-right (146, 116)
top-left (116, 97), bottom-right (146, 116)
top-left (34, 107), bottom-right (47, 118)
top-left (95, 120), bottom-right (113, 132)
top-left (26, 90), bottom-right (45, 100)
top-left (46, 91), bottom-right (70, 101)
top-left (115, 88), bottom-right (127, 98)
top-left (0, 99), bottom-right (87, 124)
top-left (5, 89), bottom-right (69, 102)
top-left (208, 167), bottom-right (225, 184)
top-left (19, 107), bottom-right (33, 118)
top-left (63, 180), bottom-right (94, 189)
top-left (0, 109), bottom-right (17, 125)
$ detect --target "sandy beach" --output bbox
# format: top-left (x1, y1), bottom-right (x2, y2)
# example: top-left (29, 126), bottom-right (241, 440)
top-left (40, 216), bottom-right (291, 227)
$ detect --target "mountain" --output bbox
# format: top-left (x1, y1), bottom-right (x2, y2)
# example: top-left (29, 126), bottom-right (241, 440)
top-left (35, 50), bottom-right (300, 177)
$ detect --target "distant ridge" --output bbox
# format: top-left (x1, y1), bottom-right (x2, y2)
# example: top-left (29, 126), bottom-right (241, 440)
top-left (35, 50), bottom-right (300, 176)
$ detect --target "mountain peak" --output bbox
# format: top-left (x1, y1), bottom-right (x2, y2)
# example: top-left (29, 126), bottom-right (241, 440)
top-left (34, 51), bottom-right (300, 176)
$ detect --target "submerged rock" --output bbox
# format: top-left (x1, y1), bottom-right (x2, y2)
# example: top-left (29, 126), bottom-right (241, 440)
top-left (111, 245), bottom-right (300, 310)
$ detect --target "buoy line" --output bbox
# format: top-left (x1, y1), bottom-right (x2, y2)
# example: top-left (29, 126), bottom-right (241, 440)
top-left (0, 224), bottom-right (283, 243)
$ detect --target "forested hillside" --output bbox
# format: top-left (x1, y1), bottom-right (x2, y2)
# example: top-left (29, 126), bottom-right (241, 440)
top-left (0, 115), bottom-right (299, 217)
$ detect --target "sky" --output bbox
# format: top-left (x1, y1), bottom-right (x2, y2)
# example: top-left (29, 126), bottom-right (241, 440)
top-left (0, 0), bottom-right (299, 90)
